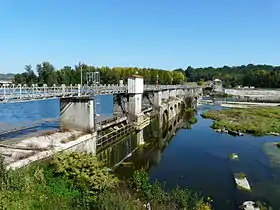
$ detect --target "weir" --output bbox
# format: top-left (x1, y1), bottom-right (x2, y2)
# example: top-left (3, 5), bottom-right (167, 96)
top-left (1, 76), bottom-right (203, 169)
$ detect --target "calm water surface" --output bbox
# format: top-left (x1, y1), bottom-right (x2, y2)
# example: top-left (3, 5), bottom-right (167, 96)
top-left (116, 105), bottom-right (280, 210)
top-left (0, 95), bottom-right (113, 139)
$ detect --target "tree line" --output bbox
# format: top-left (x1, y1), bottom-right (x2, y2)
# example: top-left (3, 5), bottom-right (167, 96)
top-left (13, 62), bottom-right (186, 86)
top-left (183, 64), bottom-right (280, 88)
top-left (13, 63), bottom-right (280, 88)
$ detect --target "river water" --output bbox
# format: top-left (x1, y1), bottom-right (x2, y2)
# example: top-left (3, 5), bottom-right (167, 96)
top-left (1, 98), bottom-right (280, 209)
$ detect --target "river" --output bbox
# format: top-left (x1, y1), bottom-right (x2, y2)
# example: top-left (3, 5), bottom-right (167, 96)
top-left (1, 98), bottom-right (280, 209)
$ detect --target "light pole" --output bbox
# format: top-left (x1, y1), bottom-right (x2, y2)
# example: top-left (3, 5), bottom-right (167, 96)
top-left (80, 65), bottom-right (83, 87)
top-left (156, 74), bottom-right (159, 88)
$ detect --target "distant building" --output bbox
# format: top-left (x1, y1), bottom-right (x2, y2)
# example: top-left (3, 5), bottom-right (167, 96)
top-left (0, 80), bottom-right (13, 85)
top-left (213, 79), bottom-right (223, 92)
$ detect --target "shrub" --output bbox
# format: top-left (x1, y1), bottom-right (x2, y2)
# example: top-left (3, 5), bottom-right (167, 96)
top-left (129, 170), bottom-right (212, 209)
top-left (52, 152), bottom-right (118, 194)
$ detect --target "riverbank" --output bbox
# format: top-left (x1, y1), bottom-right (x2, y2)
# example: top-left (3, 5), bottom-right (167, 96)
top-left (0, 152), bottom-right (212, 210)
top-left (201, 106), bottom-right (280, 136)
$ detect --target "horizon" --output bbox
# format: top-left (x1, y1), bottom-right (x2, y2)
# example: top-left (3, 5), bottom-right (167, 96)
top-left (0, 0), bottom-right (279, 73)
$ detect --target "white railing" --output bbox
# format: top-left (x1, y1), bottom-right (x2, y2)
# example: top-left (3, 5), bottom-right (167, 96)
top-left (0, 84), bottom-right (201, 102)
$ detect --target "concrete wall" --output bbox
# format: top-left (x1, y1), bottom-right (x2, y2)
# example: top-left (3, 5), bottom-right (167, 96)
top-left (60, 97), bottom-right (94, 132)
top-left (7, 133), bottom-right (97, 169)
top-left (224, 89), bottom-right (280, 102)
top-left (128, 77), bottom-right (144, 94)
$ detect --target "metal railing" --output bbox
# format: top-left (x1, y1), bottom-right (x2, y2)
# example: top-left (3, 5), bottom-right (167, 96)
top-left (0, 83), bottom-right (201, 102)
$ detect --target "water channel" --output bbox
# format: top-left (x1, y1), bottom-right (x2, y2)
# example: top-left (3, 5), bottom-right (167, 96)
top-left (1, 97), bottom-right (280, 209)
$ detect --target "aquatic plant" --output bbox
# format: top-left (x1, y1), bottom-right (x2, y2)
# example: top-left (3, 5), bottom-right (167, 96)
top-left (185, 107), bottom-right (195, 112)
top-left (229, 153), bottom-right (239, 160)
top-left (189, 116), bottom-right (198, 124)
top-left (129, 170), bottom-right (212, 210)
top-left (201, 107), bottom-right (280, 136)
top-left (234, 172), bottom-right (246, 180)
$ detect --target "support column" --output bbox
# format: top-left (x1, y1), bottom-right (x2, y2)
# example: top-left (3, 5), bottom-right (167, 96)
top-left (162, 90), bottom-right (170, 101)
top-left (153, 91), bottom-right (162, 107)
top-left (136, 130), bottom-right (144, 145)
top-left (60, 97), bottom-right (94, 132)
top-left (128, 75), bottom-right (144, 121)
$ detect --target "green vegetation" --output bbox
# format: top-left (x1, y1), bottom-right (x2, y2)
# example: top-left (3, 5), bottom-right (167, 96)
top-left (13, 62), bottom-right (186, 86)
top-left (10, 63), bottom-right (280, 88)
top-left (129, 170), bottom-right (212, 210)
top-left (185, 64), bottom-right (280, 88)
top-left (229, 153), bottom-right (239, 160)
top-left (234, 172), bottom-right (246, 180)
top-left (197, 79), bottom-right (205, 86)
top-left (0, 152), bottom-right (212, 209)
top-left (189, 116), bottom-right (198, 124)
top-left (201, 107), bottom-right (280, 136)
top-left (185, 108), bottom-right (195, 112)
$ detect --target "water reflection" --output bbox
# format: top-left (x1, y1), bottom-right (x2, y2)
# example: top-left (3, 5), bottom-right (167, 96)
top-left (98, 112), bottom-right (189, 176)
top-left (98, 105), bottom-right (280, 210)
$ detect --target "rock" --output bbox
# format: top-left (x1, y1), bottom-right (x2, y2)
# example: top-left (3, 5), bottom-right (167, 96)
top-left (234, 174), bottom-right (251, 191)
top-left (270, 132), bottom-right (280, 136)
top-left (144, 203), bottom-right (151, 210)
top-left (242, 201), bottom-right (260, 210)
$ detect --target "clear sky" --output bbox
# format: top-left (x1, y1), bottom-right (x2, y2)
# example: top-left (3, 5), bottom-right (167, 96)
top-left (0, 0), bottom-right (279, 73)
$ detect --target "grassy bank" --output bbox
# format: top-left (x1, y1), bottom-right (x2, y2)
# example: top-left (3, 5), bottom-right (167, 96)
top-left (201, 107), bottom-right (280, 136)
top-left (0, 152), bottom-right (212, 210)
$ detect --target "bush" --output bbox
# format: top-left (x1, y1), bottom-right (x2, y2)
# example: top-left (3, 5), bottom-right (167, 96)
top-left (52, 152), bottom-right (118, 194)
top-left (129, 170), bottom-right (212, 209)
top-left (0, 158), bottom-right (83, 209)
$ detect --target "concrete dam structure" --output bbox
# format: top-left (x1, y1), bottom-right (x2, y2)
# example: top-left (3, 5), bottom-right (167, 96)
top-left (1, 76), bottom-right (203, 169)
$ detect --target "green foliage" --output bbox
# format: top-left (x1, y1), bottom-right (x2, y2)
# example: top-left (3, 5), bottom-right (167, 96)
top-left (0, 153), bottom-right (212, 209)
top-left (234, 172), bottom-right (246, 180)
top-left (197, 79), bottom-right (205, 86)
top-left (185, 64), bottom-right (280, 88)
top-left (202, 107), bottom-right (280, 136)
top-left (129, 170), bottom-right (212, 209)
top-left (189, 116), bottom-right (198, 124)
top-left (13, 62), bottom-right (187, 85)
top-left (185, 107), bottom-right (195, 112)
top-left (0, 160), bottom-right (83, 209)
top-left (52, 152), bottom-right (118, 194)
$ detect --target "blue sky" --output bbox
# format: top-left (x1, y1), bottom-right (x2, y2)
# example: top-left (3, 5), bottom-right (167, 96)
top-left (0, 0), bottom-right (279, 73)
